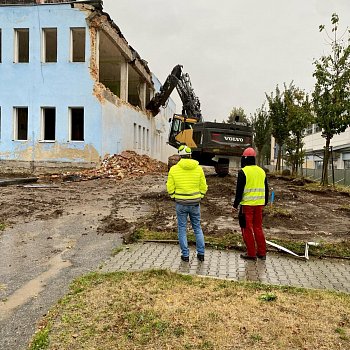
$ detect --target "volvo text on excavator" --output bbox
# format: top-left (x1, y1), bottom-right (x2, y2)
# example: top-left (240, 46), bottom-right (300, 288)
top-left (146, 65), bottom-right (253, 175)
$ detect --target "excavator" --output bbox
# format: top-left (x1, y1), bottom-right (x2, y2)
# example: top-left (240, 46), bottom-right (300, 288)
top-left (146, 65), bottom-right (253, 175)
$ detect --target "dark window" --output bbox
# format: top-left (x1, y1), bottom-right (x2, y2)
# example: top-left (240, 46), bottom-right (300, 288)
top-left (15, 107), bottom-right (28, 140)
top-left (43, 28), bottom-right (57, 63)
top-left (71, 28), bottom-right (85, 62)
top-left (42, 107), bottom-right (56, 140)
top-left (15, 29), bottom-right (29, 63)
top-left (70, 107), bottom-right (84, 141)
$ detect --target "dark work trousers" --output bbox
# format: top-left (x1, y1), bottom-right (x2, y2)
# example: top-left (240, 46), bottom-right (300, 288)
top-left (241, 205), bottom-right (266, 257)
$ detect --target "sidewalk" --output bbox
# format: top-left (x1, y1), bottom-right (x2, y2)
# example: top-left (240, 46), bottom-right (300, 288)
top-left (102, 242), bottom-right (350, 294)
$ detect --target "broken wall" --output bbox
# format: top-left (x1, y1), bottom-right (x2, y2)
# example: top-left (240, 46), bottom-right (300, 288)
top-left (0, 4), bottom-right (103, 173)
top-left (0, 2), bottom-right (177, 174)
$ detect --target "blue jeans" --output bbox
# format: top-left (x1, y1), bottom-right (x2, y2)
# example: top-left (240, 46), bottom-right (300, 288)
top-left (175, 203), bottom-right (205, 257)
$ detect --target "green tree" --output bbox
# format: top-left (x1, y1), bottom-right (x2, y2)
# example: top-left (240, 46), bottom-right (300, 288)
top-left (251, 104), bottom-right (271, 166)
top-left (266, 85), bottom-right (289, 171)
top-left (312, 13), bottom-right (350, 186)
top-left (226, 107), bottom-right (247, 123)
top-left (284, 84), bottom-right (313, 176)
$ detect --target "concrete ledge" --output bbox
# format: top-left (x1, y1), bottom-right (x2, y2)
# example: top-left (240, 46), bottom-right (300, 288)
top-left (0, 177), bottom-right (38, 187)
top-left (0, 160), bottom-right (98, 175)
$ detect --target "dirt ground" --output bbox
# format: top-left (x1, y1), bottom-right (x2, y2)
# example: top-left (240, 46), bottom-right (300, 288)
top-left (1, 167), bottom-right (350, 246)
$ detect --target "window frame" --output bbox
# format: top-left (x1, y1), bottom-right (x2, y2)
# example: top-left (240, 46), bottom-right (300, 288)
top-left (69, 107), bottom-right (84, 142)
top-left (14, 28), bottom-right (30, 63)
top-left (42, 28), bottom-right (57, 63)
top-left (70, 27), bottom-right (86, 63)
top-left (13, 107), bottom-right (29, 141)
top-left (40, 107), bottom-right (56, 142)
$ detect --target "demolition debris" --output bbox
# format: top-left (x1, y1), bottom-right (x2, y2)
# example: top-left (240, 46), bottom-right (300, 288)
top-left (49, 151), bottom-right (167, 182)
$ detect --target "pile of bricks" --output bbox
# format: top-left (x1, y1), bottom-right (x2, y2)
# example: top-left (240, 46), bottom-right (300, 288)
top-left (57, 151), bottom-right (167, 181)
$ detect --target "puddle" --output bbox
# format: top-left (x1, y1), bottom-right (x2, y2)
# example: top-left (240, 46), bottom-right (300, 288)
top-left (0, 251), bottom-right (71, 320)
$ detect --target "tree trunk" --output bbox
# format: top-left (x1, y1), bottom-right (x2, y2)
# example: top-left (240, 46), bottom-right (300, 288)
top-left (295, 135), bottom-right (300, 177)
top-left (276, 144), bottom-right (282, 172)
top-left (321, 137), bottom-right (331, 186)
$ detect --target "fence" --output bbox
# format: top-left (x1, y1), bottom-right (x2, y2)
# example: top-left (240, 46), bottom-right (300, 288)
top-left (265, 165), bottom-right (350, 187)
top-left (302, 168), bottom-right (350, 187)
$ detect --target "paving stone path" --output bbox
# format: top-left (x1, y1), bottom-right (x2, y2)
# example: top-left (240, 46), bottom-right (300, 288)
top-left (102, 242), bottom-right (350, 294)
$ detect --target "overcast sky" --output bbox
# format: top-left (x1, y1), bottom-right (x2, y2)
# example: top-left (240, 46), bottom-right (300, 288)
top-left (102, 0), bottom-right (350, 122)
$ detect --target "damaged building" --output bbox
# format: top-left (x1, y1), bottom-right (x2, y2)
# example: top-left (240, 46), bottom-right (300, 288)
top-left (0, 0), bottom-right (175, 173)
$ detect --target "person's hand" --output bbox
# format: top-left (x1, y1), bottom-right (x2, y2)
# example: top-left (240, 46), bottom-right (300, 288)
top-left (232, 207), bottom-right (237, 216)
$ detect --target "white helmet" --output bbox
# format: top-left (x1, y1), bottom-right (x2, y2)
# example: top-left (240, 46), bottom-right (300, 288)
top-left (178, 145), bottom-right (192, 156)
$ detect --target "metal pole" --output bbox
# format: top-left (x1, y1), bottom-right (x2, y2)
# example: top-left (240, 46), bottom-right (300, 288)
top-left (330, 146), bottom-right (335, 186)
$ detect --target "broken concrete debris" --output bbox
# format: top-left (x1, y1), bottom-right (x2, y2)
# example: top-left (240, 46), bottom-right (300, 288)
top-left (48, 151), bottom-right (167, 181)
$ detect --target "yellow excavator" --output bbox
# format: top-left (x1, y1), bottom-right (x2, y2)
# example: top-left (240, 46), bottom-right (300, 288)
top-left (146, 65), bottom-right (253, 175)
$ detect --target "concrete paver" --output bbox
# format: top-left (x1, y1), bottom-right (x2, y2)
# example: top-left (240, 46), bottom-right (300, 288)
top-left (102, 242), bottom-right (350, 293)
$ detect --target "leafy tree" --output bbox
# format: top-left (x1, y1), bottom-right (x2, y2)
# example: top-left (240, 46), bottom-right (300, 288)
top-left (226, 107), bottom-right (248, 123)
top-left (251, 104), bottom-right (271, 166)
top-left (312, 13), bottom-right (350, 186)
top-left (266, 85), bottom-right (289, 171)
top-left (284, 84), bottom-right (313, 176)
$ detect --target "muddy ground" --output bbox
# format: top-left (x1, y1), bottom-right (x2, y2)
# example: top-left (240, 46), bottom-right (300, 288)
top-left (1, 168), bottom-right (350, 246)
top-left (1, 167), bottom-right (350, 349)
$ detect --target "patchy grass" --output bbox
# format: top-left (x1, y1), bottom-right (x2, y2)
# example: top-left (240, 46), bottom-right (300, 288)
top-left (29, 322), bottom-right (51, 350)
top-left (268, 238), bottom-right (350, 258)
top-left (137, 228), bottom-right (245, 251)
top-left (29, 270), bottom-right (350, 350)
top-left (0, 222), bottom-right (6, 231)
top-left (111, 246), bottom-right (124, 257)
top-left (134, 228), bottom-right (350, 259)
top-left (264, 205), bottom-right (292, 218)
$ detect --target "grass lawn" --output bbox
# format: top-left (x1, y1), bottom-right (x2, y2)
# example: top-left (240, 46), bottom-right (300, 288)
top-left (29, 270), bottom-right (350, 350)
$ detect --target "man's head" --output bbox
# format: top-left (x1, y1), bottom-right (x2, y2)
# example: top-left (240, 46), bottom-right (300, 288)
top-left (241, 147), bottom-right (256, 167)
top-left (178, 145), bottom-right (192, 158)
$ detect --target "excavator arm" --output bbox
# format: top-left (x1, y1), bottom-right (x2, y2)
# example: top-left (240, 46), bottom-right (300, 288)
top-left (146, 65), bottom-right (182, 117)
top-left (146, 64), bottom-right (202, 121)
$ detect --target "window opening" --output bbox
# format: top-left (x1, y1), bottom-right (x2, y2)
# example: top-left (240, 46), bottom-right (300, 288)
top-left (0, 29), bottom-right (2, 63)
top-left (70, 107), bottom-right (84, 141)
top-left (14, 107), bottom-right (28, 140)
top-left (43, 28), bottom-right (57, 63)
top-left (138, 125), bottom-right (141, 149)
top-left (133, 123), bottom-right (137, 149)
top-left (142, 127), bottom-right (145, 150)
top-left (15, 29), bottom-right (29, 63)
top-left (42, 107), bottom-right (56, 141)
top-left (71, 28), bottom-right (85, 62)
top-left (146, 128), bottom-right (149, 151)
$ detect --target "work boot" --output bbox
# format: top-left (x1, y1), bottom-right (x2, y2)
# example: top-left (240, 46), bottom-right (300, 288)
top-left (181, 255), bottom-right (189, 262)
top-left (257, 255), bottom-right (266, 260)
top-left (240, 253), bottom-right (257, 261)
top-left (197, 254), bottom-right (205, 262)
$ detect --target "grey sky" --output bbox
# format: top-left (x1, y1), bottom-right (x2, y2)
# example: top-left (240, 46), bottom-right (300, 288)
top-left (102, 0), bottom-right (350, 122)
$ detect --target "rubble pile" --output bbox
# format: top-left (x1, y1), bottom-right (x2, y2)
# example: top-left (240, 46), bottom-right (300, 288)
top-left (51, 151), bottom-right (167, 181)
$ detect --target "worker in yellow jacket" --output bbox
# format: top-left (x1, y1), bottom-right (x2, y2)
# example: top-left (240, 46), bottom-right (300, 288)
top-left (166, 145), bottom-right (208, 262)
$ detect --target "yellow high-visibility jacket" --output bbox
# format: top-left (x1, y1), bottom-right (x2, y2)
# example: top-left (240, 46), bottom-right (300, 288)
top-left (166, 158), bottom-right (208, 205)
top-left (241, 165), bottom-right (266, 205)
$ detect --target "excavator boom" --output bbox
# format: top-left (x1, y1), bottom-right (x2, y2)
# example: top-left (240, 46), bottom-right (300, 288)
top-left (146, 65), bottom-right (202, 121)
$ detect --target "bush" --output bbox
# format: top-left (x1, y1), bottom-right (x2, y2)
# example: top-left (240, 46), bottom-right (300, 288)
top-left (282, 169), bottom-right (291, 176)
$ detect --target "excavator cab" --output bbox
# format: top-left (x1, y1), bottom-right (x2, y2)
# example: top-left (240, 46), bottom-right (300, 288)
top-left (168, 114), bottom-right (198, 149)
